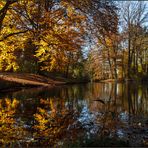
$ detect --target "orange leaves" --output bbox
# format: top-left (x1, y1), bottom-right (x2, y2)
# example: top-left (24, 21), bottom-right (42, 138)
top-left (104, 33), bottom-right (119, 49)
top-left (29, 1), bottom-right (85, 72)
top-left (0, 0), bottom-right (86, 73)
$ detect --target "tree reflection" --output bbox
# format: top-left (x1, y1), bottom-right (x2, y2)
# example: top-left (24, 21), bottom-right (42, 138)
top-left (0, 98), bottom-right (25, 146)
top-left (33, 98), bottom-right (81, 147)
top-left (0, 83), bottom-right (147, 147)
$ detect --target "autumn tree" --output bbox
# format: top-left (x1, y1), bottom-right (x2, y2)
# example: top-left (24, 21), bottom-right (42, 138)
top-left (0, 0), bottom-right (22, 71)
top-left (5, 0), bottom-right (85, 77)
top-left (84, 1), bottom-right (119, 80)
top-left (119, 1), bottom-right (148, 79)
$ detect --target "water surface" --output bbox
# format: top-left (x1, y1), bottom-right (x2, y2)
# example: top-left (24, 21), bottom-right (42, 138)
top-left (0, 82), bottom-right (148, 147)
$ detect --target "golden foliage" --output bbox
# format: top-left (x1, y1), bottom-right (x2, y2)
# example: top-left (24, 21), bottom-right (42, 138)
top-left (0, 98), bottom-right (25, 144)
top-left (0, 41), bottom-right (19, 71)
top-left (0, 0), bottom-right (86, 72)
top-left (33, 2), bottom-right (85, 71)
top-left (34, 98), bottom-right (79, 146)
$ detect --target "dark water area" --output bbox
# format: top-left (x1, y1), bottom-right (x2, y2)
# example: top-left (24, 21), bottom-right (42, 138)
top-left (0, 82), bottom-right (148, 147)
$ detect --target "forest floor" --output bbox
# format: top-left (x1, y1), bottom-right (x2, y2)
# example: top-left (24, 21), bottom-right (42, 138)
top-left (0, 73), bottom-right (66, 87)
top-left (0, 72), bottom-right (88, 90)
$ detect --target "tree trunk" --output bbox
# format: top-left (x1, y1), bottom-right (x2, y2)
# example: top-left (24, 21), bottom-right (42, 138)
top-left (113, 57), bottom-right (118, 80)
top-left (107, 48), bottom-right (114, 79)
top-left (127, 30), bottom-right (131, 79)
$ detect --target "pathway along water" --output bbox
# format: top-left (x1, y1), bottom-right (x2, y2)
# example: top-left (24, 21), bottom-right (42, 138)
top-left (0, 82), bottom-right (148, 147)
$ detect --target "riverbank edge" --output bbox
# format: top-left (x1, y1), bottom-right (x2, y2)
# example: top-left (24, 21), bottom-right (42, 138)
top-left (0, 72), bottom-right (147, 93)
top-left (0, 73), bottom-right (89, 92)
top-left (95, 78), bottom-right (148, 83)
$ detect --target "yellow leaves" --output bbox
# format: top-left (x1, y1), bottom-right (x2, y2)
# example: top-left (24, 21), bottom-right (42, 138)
top-left (0, 98), bottom-right (18, 135)
top-left (49, 56), bottom-right (56, 71)
top-left (0, 21), bottom-right (25, 71)
top-left (35, 47), bottom-right (46, 57)
top-left (33, 98), bottom-right (78, 146)
top-left (60, 1), bottom-right (75, 17)
top-left (34, 108), bottom-right (49, 131)
top-left (0, 98), bottom-right (27, 144)
top-left (30, 1), bottom-right (84, 73)
top-left (0, 0), bottom-right (85, 73)
top-left (38, 40), bottom-right (49, 47)
top-left (0, 97), bottom-right (80, 146)
top-left (0, 0), bottom-right (5, 10)
top-left (35, 113), bottom-right (43, 121)
top-left (0, 98), bottom-right (19, 114)
top-left (34, 112), bottom-right (48, 130)
top-left (11, 98), bottom-right (19, 108)
top-left (105, 37), bottom-right (113, 48)
top-left (0, 41), bottom-right (19, 71)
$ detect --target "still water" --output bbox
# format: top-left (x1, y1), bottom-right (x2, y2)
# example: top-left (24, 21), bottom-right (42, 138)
top-left (0, 82), bottom-right (148, 147)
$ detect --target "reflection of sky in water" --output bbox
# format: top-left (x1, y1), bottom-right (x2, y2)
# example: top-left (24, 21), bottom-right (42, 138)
top-left (116, 129), bottom-right (127, 139)
top-left (117, 129), bottom-right (124, 138)
top-left (119, 111), bottom-right (129, 123)
top-left (78, 102), bottom-right (100, 135)
top-left (78, 105), bottom-right (94, 125)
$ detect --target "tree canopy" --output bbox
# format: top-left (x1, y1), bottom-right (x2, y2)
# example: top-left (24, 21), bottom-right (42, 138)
top-left (0, 0), bottom-right (147, 80)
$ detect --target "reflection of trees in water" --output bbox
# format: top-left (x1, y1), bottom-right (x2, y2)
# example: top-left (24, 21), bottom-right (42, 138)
top-left (0, 97), bottom-right (83, 147)
top-left (33, 98), bottom-right (82, 147)
top-left (88, 83), bottom-right (148, 139)
top-left (88, 83), bottom-right (148, 116)
top-left (0, 98), bottom-right (25, 146)
top-left (0, 83), bottom-right (147, 147)
top-left (124, 83), bottom-right (148, 117)
top-left (91, 84), bottom-right (121, 138)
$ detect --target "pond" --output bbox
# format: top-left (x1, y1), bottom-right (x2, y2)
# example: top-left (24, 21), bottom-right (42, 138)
top-left (0, 82), bottom-right (148, 147)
